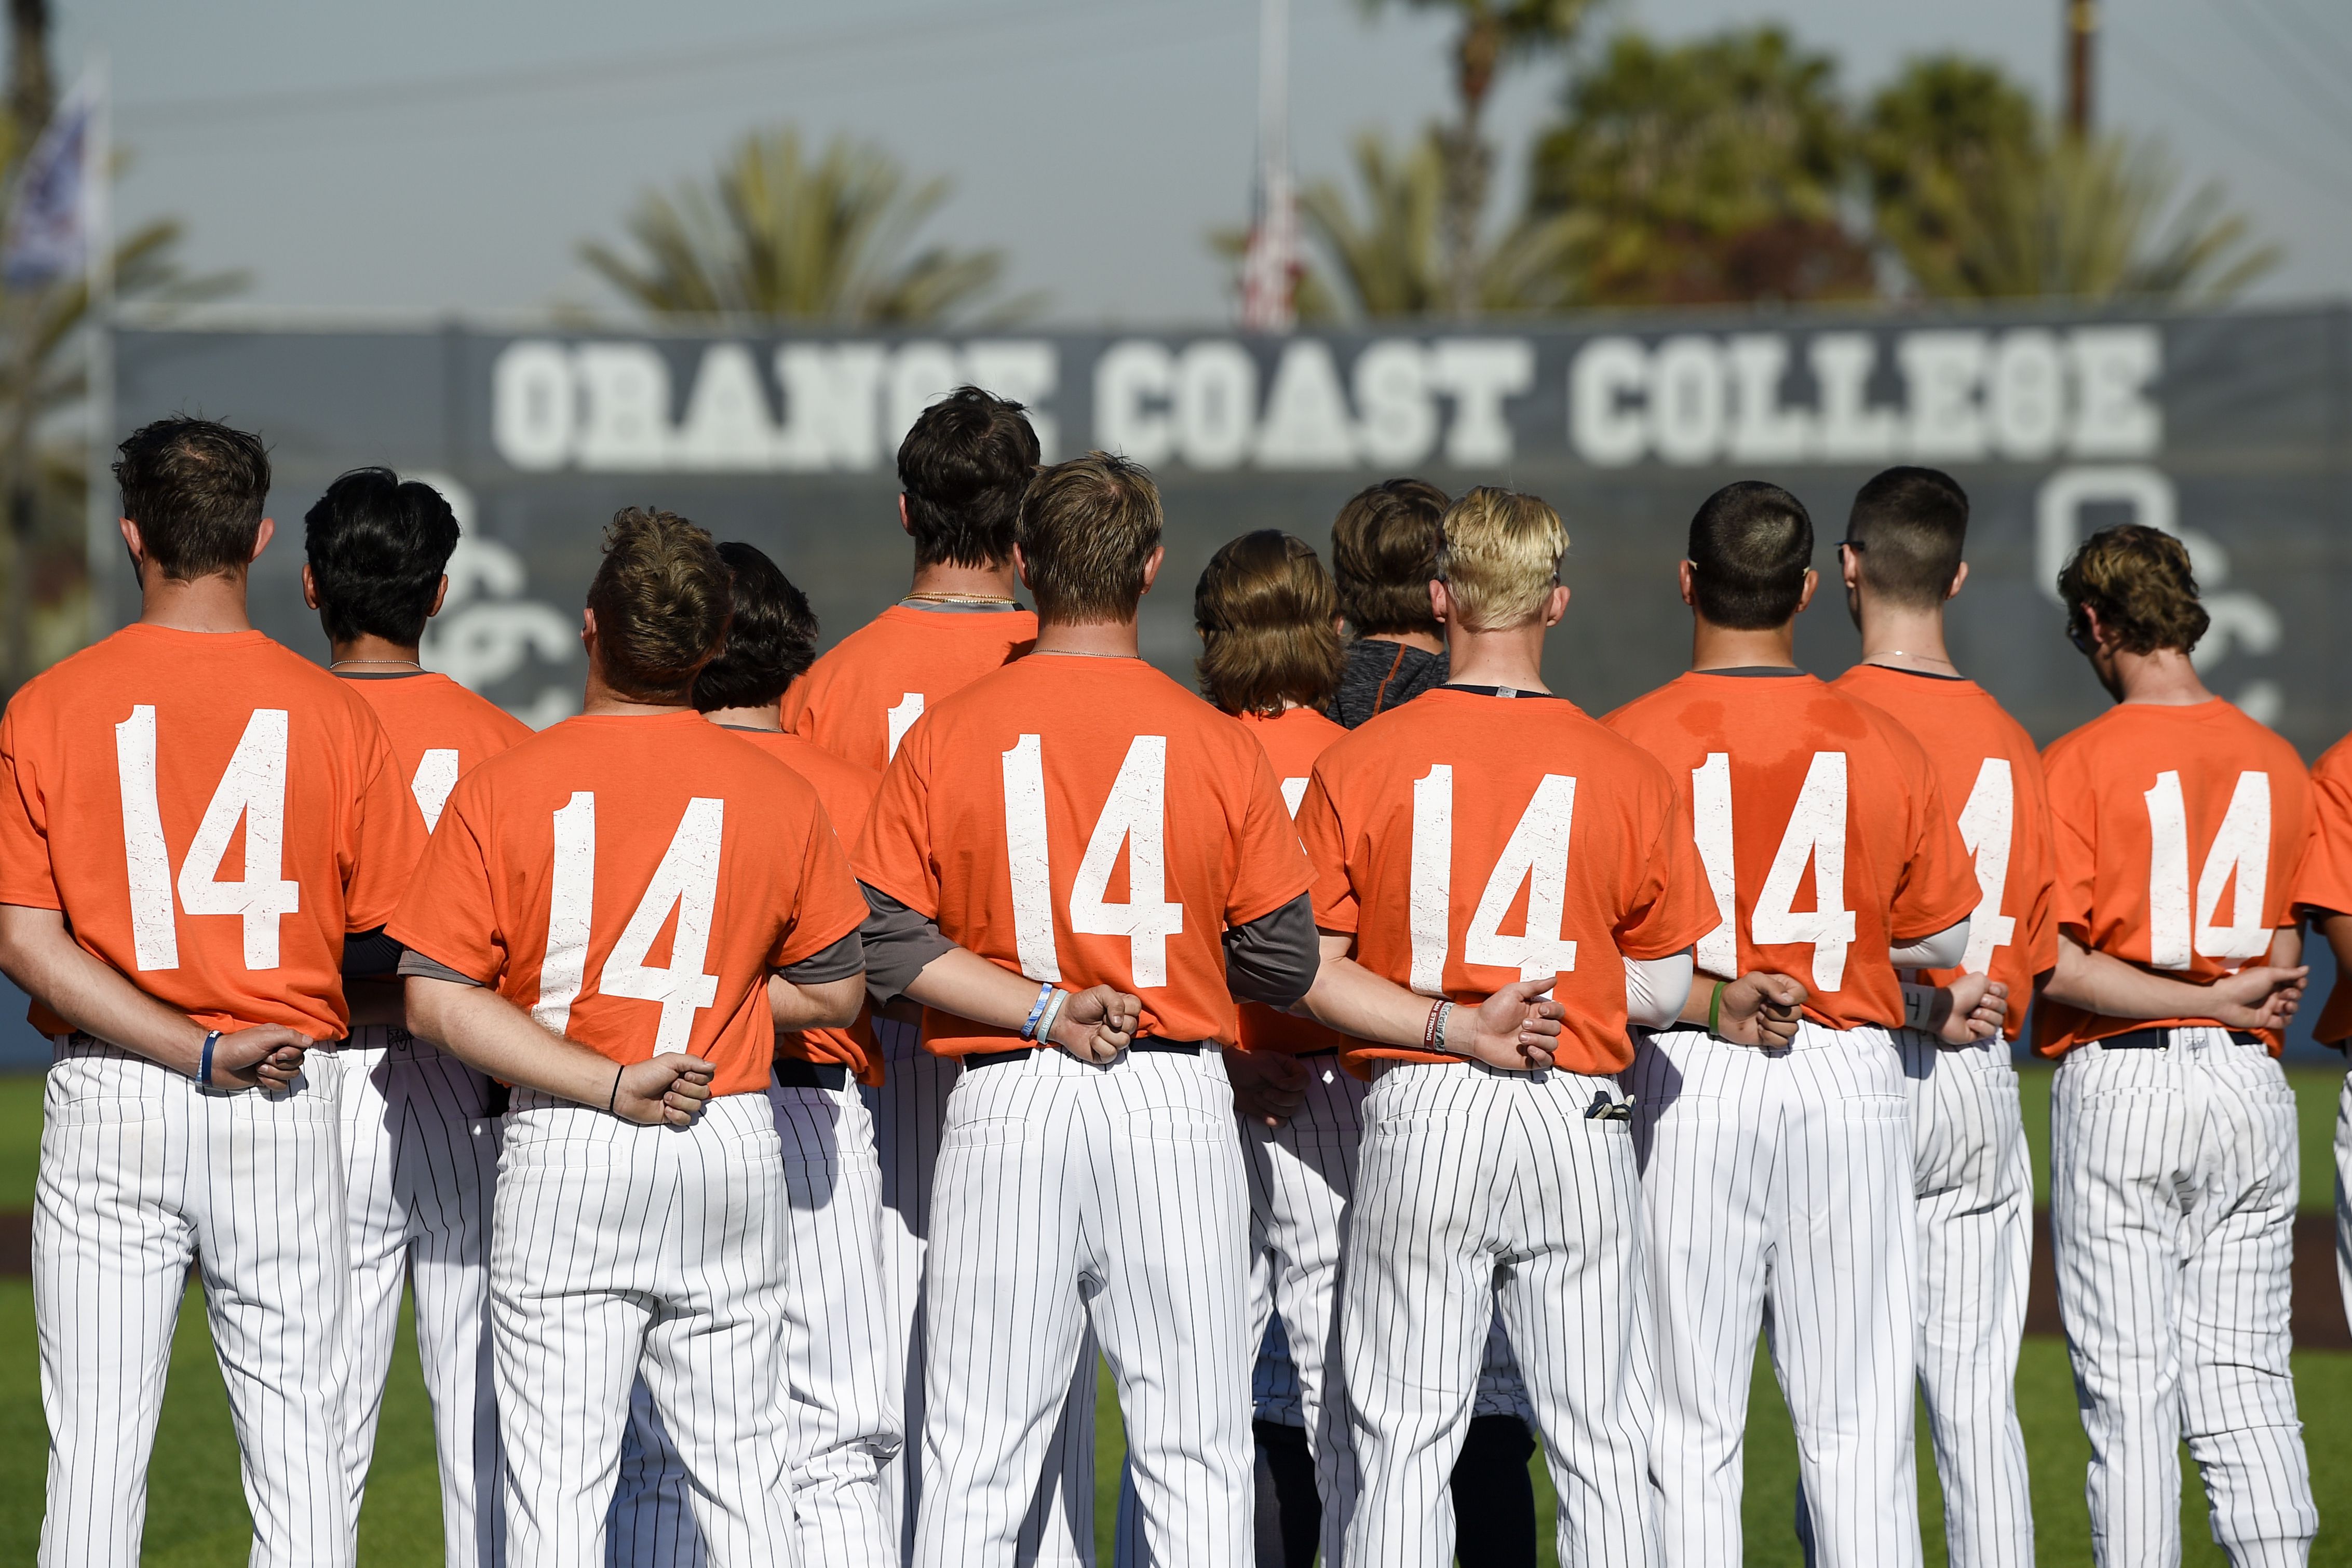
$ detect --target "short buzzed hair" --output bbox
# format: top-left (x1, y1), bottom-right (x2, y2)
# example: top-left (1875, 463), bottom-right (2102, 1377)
top-left (1687, 481), bottom-right (1814, 631)
top-left (1439, 486), bottom-right (1569, 633)
top-left (114, 416), bottom-right (272, 580)
top-left (2058, 524), bottom-right (2209, 656)
top-left (691, 541), bottom-right (819, 713)
top-left (1331, 477), bottom-right (1450, 637)
top-left (1017, 452), bottom-right (1162, 625)
top-left (1845, 467), bottom-right (1968, 611)
top-left (584, 507), bottom-right (732, 700)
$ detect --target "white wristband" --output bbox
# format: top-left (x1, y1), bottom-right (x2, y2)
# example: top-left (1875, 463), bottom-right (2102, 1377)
top-left (1035, 987), bottom-right (1070, 1047)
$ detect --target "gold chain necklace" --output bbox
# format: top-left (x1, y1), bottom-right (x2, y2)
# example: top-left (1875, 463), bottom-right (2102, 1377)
top-left (903, 592), bottom-right (1016, 606)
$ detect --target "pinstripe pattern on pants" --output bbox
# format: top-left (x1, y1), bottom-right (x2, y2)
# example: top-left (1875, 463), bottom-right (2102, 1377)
top-left (35, 1036), bottom-right (356, 1568)
top-left (2050, 1030), bottom-right (2317, 1567)
top-left (868, 1016), bottom-right (1096, 1565)
top-left (1899, 1029), bottom-right (2034, 1568)
top-left (1341, 1059), bottom-right (1658, 1568)
top-left (492, 1089), bottom-right (797, 1568)
top-left (1629, 1022), bottom-right (1921, 1568)
top-left (916, 1046), bottom-right (1252, 1568)
top-left (326, 1025), bottom-right (505, 1568)
top-left (2337, 1070), bottom-right (2350, 1351)
top-left (605, 1070), bottom-right (902, 1568)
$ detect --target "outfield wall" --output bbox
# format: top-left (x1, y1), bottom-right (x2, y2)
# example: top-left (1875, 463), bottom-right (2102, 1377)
top-left (105, 304), bottom-right (2351, 754)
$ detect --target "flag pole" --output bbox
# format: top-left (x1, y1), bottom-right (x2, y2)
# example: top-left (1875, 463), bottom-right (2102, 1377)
top-left (82, 50), bottom-right (111, 642)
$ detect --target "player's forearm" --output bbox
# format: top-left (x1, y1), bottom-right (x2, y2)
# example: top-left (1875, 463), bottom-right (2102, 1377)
top-left (768, 973), bottom-right (865, 1031)
top-left (2042, 935), bottom-right (2256, 1020)
top-left (1299, 951), bottom-right (1446, 1050)
top-left (901, 947), bottom-right (1073, 1035)
top-left (402, 976), bottom-right (632, 1109)
top-left (0, 904), bottom-right (213, 1072)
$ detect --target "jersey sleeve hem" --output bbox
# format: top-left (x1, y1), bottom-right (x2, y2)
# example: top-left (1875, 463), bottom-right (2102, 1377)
top-left (386, 933), bottom-right (494, 989)
top-left (773, 902), bottom-right (871, 971)
top-left (1226, 868), bottom-right (1316, 931)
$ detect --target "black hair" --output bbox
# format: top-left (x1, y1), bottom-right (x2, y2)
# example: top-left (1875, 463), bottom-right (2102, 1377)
top-left (113, 416), bottom-right (272, 580)
top-left (691, 541), bottom-right (820, 712)
top-left (1845, 466), bottom-right (1968, 612)
top-left (896, 386), bottom-right (1042, 570)
top-left (1686, 481), bottom-right (1815, 630)
top-left (302, 467), bottom-right (463, 646)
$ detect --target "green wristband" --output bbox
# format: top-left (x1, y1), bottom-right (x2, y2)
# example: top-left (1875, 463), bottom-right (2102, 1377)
top-left (1707, 979), bottom-right (1727, 1036)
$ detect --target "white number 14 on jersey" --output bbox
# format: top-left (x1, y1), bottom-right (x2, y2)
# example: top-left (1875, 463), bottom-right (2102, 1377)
top-left (1002, 734), bottom-right (1185, 988)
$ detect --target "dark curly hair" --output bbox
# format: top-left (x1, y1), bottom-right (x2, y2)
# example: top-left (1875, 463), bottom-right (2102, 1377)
top-left (691, 542), bottom-right (819, 713)
top-left (2058, 524), bottom-right (2209, 656)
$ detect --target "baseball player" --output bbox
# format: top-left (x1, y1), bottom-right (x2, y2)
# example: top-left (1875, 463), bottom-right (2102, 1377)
top-left (393, 508), bottom-right (872, 1568)
top-left (853, 452), bottom-right (1321, 1566)
top-left (2032, 523), bottom-right (2317, 1567)
top-left (2295, 734), bottom-right (2352, 1340)
top-left (1826, 467), bottom-right (2051, 1568)
top-left (1606, 480), bottom-right (1988, 1568)
top-left (302, 465), bottom-right (530, 1567)
top-left (606, 540), bottom-right (901, 1568)
top-left (0, 417), bottom-right (418, 1568)
top-left (1292, 485), bottom-right (1720, 1567)
top-left (783, 387), bottom-right (1096, 1561)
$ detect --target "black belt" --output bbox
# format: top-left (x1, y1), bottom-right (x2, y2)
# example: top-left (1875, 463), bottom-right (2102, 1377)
top-left (2101, 1027), bottom-right (2265, 1051)
top-left (963, 1040), bottom-right (1204, 1070)
top-left (775, 1060), bottom-right (851, 1092)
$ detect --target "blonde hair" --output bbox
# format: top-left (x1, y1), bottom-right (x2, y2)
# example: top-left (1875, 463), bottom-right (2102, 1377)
top-left (1438, 486), bottom-right (1569, 632)
top-left (1194, 531), bottom-right (1344, 715)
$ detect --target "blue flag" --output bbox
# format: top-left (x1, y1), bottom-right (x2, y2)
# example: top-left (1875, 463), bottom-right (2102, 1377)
top-left (2, 75), bottom-right (100, 291)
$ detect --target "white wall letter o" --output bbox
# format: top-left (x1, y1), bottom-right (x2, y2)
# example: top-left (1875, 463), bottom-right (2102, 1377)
top-left (1569, 336), bottom-right (1650, 467)
top-left (1175, 340), bottom-right (1259, 470)
top-left (1650, 335), bottom-right (1726, 466)
top-left (492, 342), bottom-right (576, 471)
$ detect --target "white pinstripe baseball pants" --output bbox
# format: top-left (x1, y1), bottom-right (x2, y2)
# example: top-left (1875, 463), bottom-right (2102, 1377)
top-left (606, 1069), bottom-right (902, 1568)
top-left (2336, 1069), bottom-right (2350, 1349)
top-left (493, 1088), bottom-right (797, 1568)
top-left (1628, 1022), bottom-right (1921, 1568)
top-left (2050, 1030), bottom-right (2316, 1567)
top-left (1341, 1059), bottom-right (1659, 1568)
top-left (1900, 1030), bottom-right (2034, 1568)
top-left (327, 1026), bottom-right (505, 1568)
top-left (35, 1036), bottom-right (355, 1568)
top-left (869, 1017), bottom-right (1097, 1565)
top-left (916, 1045), bottom-right (1252, 1568)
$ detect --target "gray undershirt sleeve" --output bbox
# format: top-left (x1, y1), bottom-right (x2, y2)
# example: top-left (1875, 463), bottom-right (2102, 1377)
top-left (396, 950), bottom-right (488, 988)
top-left (858, 884), bottom-right (958, 1006)
top-left (1223, 894), bottom-right (1321, 1010)
top-left (780, 928), bottom-right (866, 985)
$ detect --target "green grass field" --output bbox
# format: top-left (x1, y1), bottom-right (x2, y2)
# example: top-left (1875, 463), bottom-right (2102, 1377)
top-left (0, 1066), bottom-right (2344, 1566)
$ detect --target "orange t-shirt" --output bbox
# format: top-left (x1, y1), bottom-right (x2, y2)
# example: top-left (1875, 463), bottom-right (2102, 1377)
top-left (2036, 699), bottom-right (2312, 1057)
top-left (0, 624), bottom-right (420, 1040)
top-left (340, 672), bottom-right (534, 840)
top-left (389, 710), bottom-right (870, 1097)
top-left (1230, 705), bottom-right (1350, 1055)
top-left (1832, 666), bottom-right (2059, 1039)
top-left (854, 655), bottom-right (1313, 1056)
top-left (719, 722), bottom-right (887, 1084)
top-left (1299, 687), bottom-right (1716, 1075)
top-left (2295, 734), bottom-right (2352, 1047)
top-left (782, 603), bottom-right (1038, 772)
top-left (1605, 670), bottom-right (1979, 1033)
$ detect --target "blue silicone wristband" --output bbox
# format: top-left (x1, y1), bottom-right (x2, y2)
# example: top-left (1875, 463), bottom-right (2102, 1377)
top-left (1019, 982), bottom-right (1056, 1042)
top-left (198, 1030), bottom-right (222, 1087)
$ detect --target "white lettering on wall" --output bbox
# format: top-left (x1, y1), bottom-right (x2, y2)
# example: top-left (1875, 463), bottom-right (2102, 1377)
top-left (491, 339), bottom-right (1062, 473)
top-left (1566, 325), bottom-right (2163, 467)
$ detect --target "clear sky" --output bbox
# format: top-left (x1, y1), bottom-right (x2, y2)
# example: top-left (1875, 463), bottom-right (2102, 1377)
top-left (57, 0), bottom-right (2352, 323)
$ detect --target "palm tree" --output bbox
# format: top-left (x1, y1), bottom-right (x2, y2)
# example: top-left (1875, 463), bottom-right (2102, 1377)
top-left (1357, 0), bottom-right (1598, 317)
top-left (1862, 56), bottom-right (2278, 303)
top-left (580, 127), bottom-right (1036, 325)
top-left (1526, 26), bottom-right (1874, 307)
